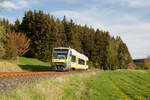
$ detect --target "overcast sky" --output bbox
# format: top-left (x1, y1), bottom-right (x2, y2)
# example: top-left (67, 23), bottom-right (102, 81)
top-left (0, 0), bottom-right (150, 59)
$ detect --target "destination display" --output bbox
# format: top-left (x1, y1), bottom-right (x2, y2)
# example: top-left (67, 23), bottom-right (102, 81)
top-left (54, 49), bottom-right (68, 54)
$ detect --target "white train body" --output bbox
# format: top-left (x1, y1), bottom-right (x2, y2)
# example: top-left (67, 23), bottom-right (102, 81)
top-left (52, 47), bottom-right (89, 71)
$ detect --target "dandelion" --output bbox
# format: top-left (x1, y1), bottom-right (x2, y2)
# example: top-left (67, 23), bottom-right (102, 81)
top-left (139, 71), bottom-right (148, 74)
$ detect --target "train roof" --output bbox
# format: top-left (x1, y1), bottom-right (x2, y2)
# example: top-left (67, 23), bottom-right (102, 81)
top-left (54, 47), bottom-right (69, 49)
top-left (71, 48), bottom-right (88, 61)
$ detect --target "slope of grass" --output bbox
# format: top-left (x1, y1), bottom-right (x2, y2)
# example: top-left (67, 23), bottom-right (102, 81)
top-left (18, 57), bottom-right (50, 66)
top-left (1, 70), bottom-right (150, 100)
top-left (0, 60), bottom-right (23, 72)
top-left (18, 57), bottom-right (53, 72)
top-left (0, 57), bottom-right (53, 72)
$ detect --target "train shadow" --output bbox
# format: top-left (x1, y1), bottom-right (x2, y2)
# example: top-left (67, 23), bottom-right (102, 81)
top-left (18, 65), bottom-right (55, 72)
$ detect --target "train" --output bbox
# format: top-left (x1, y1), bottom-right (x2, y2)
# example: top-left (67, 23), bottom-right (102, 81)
top-left (51, 47), bottom-right (89, 71)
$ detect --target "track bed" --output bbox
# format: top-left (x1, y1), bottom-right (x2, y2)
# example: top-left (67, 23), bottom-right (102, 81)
top-left (0, 70), bottom-right (100, 93)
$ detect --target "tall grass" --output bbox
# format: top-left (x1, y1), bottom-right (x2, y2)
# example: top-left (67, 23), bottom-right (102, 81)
top-left (0, 60), bottom-right (23, 72)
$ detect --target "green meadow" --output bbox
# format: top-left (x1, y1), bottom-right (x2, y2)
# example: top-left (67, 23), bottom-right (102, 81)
top-left (1, 70), bottom-right (150, 100)
top-left (0, 57), bottom-right (52, 72)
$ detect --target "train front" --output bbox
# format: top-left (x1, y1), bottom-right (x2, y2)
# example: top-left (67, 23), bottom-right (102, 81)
top-left (51, 48), bottom-right (69, 71)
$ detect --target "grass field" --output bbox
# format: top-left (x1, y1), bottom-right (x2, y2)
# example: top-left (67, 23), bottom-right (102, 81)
top-left (0, 70), bottom-right (150, 100)
top-left (18, 57), bottom-right (53, 72)
top-left (0, 57), bottom-right (52, 72)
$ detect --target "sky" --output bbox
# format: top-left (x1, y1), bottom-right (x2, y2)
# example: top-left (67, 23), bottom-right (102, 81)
top-left (0, 0), bottom-right (150, 59)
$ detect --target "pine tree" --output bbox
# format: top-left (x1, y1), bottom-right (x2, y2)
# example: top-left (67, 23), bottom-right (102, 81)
top-left (14, 19), bottom-right (20, 32)
top-left (0, 26), bottom-right (7, 58)
top-left (117, 37), bottom-right (132, 69)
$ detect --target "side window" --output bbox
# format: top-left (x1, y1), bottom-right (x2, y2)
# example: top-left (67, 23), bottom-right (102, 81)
top-left (86, 61), bottom-right (89, 65)
top-left (79, 59), bottom-right (85, 65)
top-left (71, 55), bottom-right (76, 62)
top-left (82, 60), bottom-right (85, 65)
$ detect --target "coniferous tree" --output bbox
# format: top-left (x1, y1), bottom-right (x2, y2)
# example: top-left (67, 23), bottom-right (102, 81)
top-left (0, 26), bottom-right (8, 58)
top-left (13, 19), bottom-right (20, 32)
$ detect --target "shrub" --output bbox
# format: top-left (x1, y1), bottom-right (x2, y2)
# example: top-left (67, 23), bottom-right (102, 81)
top-left (128, 63), bottom-right (136, 69)
top-left (6, 32), bottom-right (30, 59)
top-left (0, 44), bottom-right (5, 58)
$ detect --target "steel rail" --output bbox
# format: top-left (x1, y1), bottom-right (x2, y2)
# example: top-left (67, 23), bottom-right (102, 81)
top-left (0, 70), bottom-right (94, 78)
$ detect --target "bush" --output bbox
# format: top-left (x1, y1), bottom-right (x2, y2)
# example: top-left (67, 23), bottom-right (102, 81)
top-left (0, 44), bottom-right (5, 59)
top-left (0, 26), bottom-right (8, 43)
top-left (6, 32), bottom-right (30, 59)
top-left (128, 63), bottom-right (136, 69)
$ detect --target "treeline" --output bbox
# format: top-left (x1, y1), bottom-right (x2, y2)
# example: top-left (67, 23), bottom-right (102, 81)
top-left (0, 10), bottom-right (133, 70)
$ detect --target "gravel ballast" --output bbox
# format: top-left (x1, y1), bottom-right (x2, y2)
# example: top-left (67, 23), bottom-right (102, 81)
top-left (0, 71), bottom-right (100, 93)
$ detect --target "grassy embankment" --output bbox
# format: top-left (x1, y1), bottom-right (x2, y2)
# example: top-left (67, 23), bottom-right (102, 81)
top-left (0, 57), bottom-right (52, 72)
top-left (18, 57), bottom-right (53, 72)
top-left (0, 70), bottom-right (150, 100)
top-left (0, 60), bottom-right (23, 72)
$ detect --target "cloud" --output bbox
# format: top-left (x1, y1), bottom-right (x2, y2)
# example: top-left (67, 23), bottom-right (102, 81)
top-left (54, 0), bottom-right (81, 4)
top-left (106, 24), bottom-right (150, 59)
top-left (18, 0), bottom-right (28, 8)
top-left (0, 0), bottom-right (29, 9)
top-left (121, 0), bottom-right (150, 7)
top-left (105, 0), bottom-right (150, 7)
top-left (52, 10), bottom-right (101, 28)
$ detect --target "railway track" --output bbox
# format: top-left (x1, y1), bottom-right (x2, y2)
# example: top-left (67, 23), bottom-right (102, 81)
top-left (0, 70), bottom-right (100, 93)
top-left (0, 70), bottom-right (94, 78)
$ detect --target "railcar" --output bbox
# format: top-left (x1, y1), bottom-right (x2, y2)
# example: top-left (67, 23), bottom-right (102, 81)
top-left (51, 47), bottom-right (89, 71)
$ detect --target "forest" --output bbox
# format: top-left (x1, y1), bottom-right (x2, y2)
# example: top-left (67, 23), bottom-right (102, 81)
top-left (0, 10), bottom-right (133, 70)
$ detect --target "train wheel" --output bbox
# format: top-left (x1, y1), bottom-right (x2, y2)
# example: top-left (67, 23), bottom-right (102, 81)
top-left (72, 68), bottom-right (75, 71)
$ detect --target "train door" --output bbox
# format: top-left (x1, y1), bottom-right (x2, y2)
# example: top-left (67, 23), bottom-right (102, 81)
top-left (71, 54), bottom-right (77, 70)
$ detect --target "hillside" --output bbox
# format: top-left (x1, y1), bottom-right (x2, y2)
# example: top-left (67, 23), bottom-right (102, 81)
top-left (0, 60), bottom-right (23, 72)
top-left (0, 57), bottom-right (52, 72)
top-left (18, 57), bottom-right (53, 72)
top-left (0, 70), bottom-right (150, 100)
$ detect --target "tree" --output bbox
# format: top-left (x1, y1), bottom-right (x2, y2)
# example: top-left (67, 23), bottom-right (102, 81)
top-left (0, 26), bottom-right (8, 58)
top-left (0, 25), bottom-right (8, 43)
top-left (0, 18), bottom-right (12, 34)
top-left (55, 18), bottom-right (67, 47)
top-left (6, 32), bottom-right (30, 59)
top-left (13, 19), bottom-right (20, 32)
top-left (117, 37), bottom-right (132, 69)
top-left (106, 37), bottom-right (119, 70)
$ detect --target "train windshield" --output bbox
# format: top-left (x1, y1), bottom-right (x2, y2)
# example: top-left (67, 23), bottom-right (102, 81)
top-left (53, 49), bottom-right (68, 59)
